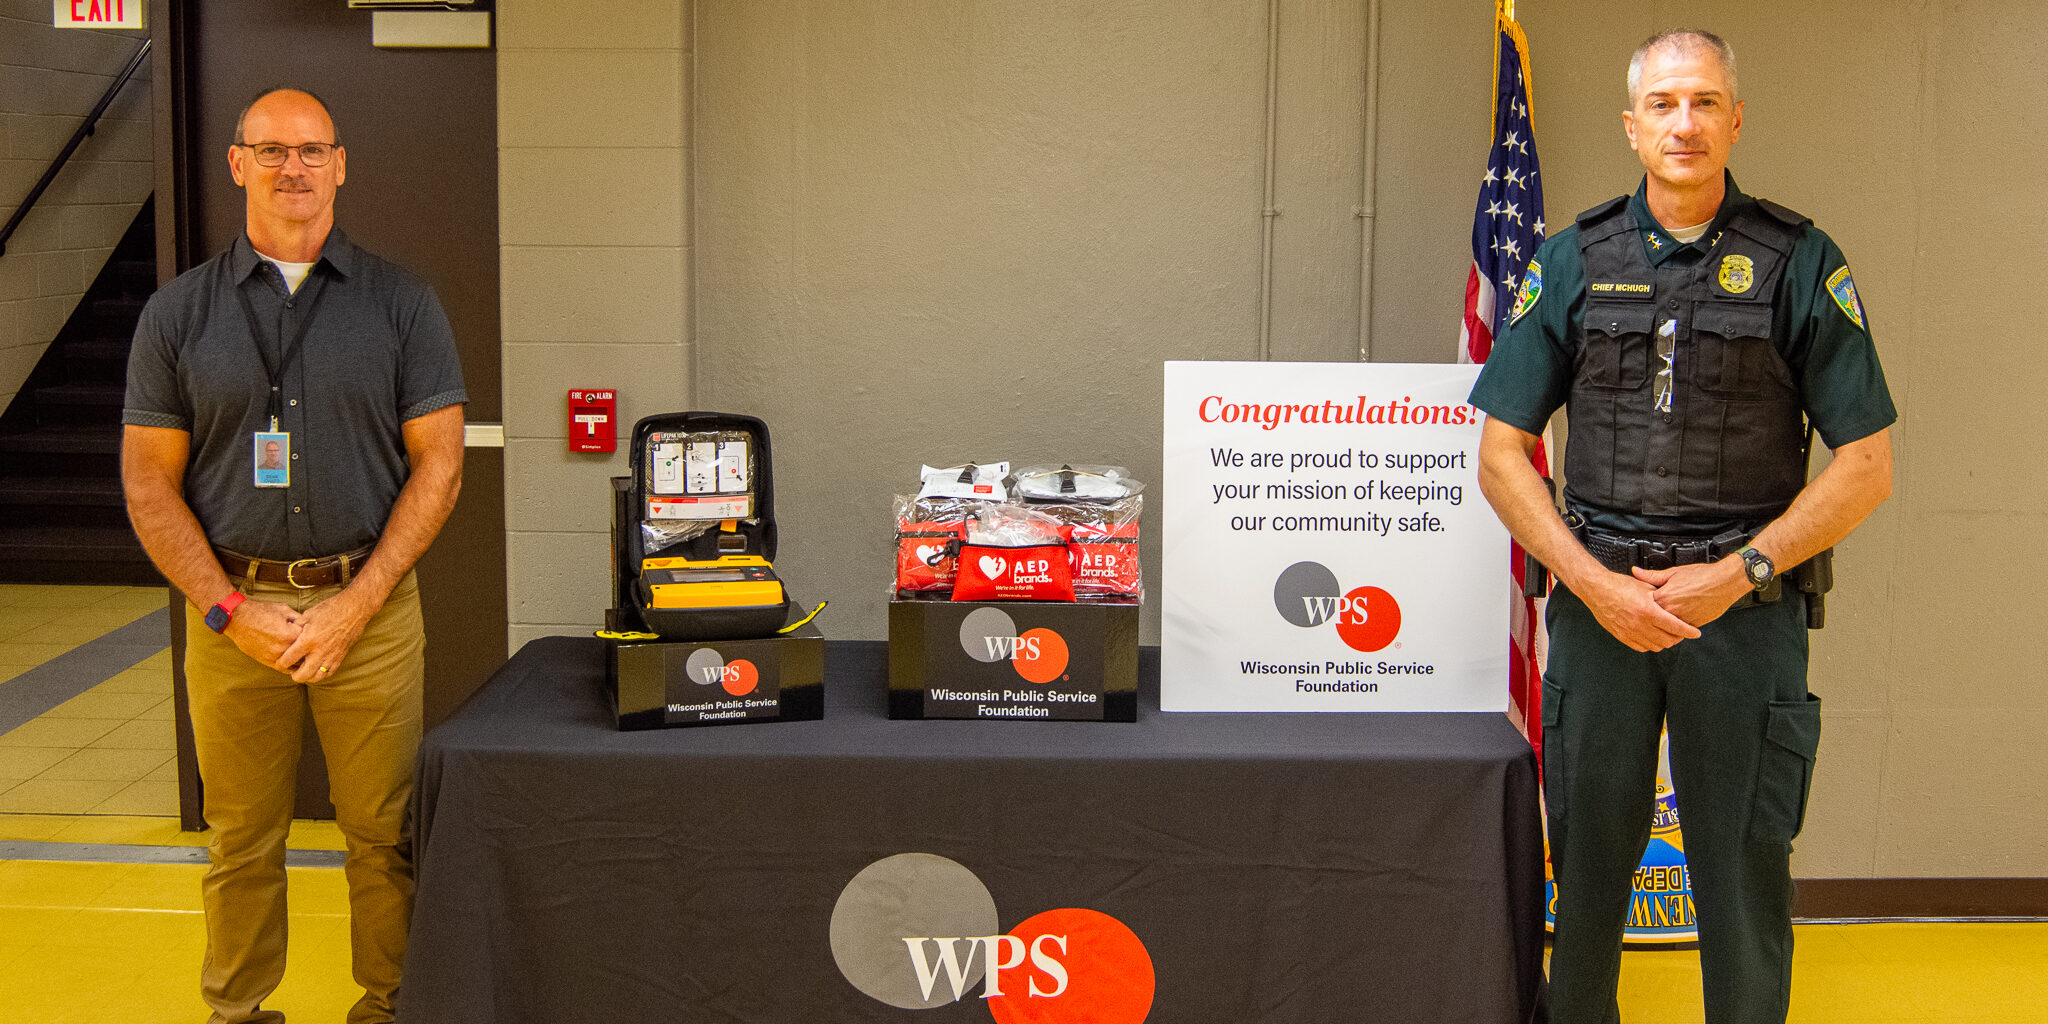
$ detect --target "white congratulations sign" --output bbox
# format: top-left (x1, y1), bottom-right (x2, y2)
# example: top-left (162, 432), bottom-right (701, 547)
top-left (1161, 361), bottom-right (1509, 712)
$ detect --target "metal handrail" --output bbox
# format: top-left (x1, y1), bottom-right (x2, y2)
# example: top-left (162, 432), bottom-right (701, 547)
top-left (0, 38), bottom-right (152, 258)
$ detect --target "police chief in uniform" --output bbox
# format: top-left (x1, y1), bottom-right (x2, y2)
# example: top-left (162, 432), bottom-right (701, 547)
top-left (122, 88), bottom-right (465, 1024)
top-left (1470, 30), bottom-right (1895, 1024)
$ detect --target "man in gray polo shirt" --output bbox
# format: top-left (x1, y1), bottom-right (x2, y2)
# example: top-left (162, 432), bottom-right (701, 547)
top-left (121, 87), bottom-right (464, 1024)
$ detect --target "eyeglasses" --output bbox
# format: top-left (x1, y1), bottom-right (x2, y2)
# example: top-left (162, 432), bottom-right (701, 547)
top-left (237, 141), bottom-right (339, 167)
top-left (1653, 317), bottom-right (1678, 413)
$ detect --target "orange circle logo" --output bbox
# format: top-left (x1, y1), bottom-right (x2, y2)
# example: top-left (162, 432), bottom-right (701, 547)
top-left (721, 658), bottom-right (758, 696)
top-left (986, 907), bottom-right (1154, 1024)
top-left (1333, 586), bottom-right (1401, 653)
top-left (1013, 628), bottom-right (1069, 684)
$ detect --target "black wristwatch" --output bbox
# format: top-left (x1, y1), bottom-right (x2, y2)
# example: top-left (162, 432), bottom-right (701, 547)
top-left (1736, 546), bottom-right (1775, 591)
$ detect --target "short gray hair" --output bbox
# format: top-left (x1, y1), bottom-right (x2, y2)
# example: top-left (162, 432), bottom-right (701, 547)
top-left (1627, 30), bottom-right (1736, 106)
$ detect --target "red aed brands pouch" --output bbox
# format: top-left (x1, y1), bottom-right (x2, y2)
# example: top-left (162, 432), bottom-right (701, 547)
top-left (951, 542), bottom-right (1075, 602)
top-left (896, 520), bottom-right (966, 593)
top-left (1065, 522), bottom-right (1141, 598)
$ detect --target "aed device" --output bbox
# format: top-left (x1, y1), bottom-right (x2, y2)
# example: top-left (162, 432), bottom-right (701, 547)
top-left (568, 389), bottom-right (617, 453)
top-left (619, 412), bottom-right (790, 640)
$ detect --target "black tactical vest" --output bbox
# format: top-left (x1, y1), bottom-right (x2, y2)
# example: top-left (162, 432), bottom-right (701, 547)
top-left (1565, 195), bottom-right (1810, 521)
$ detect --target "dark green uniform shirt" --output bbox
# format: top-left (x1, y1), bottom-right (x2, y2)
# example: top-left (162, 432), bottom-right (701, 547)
top-left (1469, 174), bottom-right (1897, 535)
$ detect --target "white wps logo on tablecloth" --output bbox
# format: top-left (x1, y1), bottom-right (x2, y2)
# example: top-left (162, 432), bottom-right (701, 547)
top-left (829, 853), bottom-right (1154, 1022)
top-left (1161, 361), bottom-right (1509, 712)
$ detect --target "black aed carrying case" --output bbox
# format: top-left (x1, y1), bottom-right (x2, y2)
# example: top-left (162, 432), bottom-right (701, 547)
top-left (617, 411), bottom-right (790, 641)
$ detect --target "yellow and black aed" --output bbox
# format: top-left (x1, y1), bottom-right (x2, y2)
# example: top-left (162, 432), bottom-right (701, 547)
top-left (640, 555), bottom-right (786, 610)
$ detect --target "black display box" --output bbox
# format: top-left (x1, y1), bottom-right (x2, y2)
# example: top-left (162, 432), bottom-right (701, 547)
top-left (887, 595), bottom-right (1138, 721)
top-left (607, 607), bottom-right (824, 729)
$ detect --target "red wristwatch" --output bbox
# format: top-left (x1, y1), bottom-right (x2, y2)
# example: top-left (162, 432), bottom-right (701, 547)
top-left (204, 592), bottom-right (247, 634)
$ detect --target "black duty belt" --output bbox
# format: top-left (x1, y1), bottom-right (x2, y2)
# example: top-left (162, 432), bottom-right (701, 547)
top-left (1563, 511), bottom-right (1752, 575)
top-left (216, 546), bottom-right (373, 589)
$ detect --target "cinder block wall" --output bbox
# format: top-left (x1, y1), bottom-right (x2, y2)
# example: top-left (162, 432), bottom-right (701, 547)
top-left (0, 2), bottom-right (152, 410)
top-left (497, 0), bottom-right (693, 651)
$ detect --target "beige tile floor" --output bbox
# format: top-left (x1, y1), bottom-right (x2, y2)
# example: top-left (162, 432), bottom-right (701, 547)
top-left (0, 585), bottom-right (178, 816)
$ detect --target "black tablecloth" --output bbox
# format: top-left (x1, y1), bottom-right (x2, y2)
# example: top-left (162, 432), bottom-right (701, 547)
top-left (399, 637), bottom-right (1545, 1023)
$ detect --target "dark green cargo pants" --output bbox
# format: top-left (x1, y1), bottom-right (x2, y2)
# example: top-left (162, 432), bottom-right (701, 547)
top-left (1542, 583), bottom-right (1823, 1024)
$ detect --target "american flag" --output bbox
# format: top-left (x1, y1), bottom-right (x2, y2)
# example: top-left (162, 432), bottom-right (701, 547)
top-left (1460, 2), bottom-right (1548, 754)
top-left (1462, 5), bottom-right (1546, 363)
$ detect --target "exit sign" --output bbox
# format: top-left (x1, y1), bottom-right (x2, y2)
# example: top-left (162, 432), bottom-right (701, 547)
top-left (55, 0), bottom-right (143, 29)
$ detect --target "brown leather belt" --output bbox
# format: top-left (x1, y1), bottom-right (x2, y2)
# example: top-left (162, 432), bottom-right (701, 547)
top-left (216, 546), bottom-right (373, 589)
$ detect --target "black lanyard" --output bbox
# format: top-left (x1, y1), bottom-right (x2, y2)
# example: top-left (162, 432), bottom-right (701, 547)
top-left (234, 264), bottom-right (328, 431)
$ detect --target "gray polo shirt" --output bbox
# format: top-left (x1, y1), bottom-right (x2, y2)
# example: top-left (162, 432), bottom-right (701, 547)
top-left (123, 229), bottom-right (466, 561)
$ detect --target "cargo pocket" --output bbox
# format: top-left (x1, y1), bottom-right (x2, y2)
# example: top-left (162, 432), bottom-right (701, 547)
top-left (1541, 676), bottom-right (1566, 822)
top-left (1748, 693), bottom-right (1822, 843)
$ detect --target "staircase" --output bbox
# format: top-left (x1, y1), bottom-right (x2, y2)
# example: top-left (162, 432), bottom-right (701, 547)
top-left (0, 197), bottom-right (164, 585)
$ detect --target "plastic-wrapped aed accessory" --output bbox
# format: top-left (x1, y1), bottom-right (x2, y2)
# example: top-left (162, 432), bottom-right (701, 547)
top-left (1013, 466), bottom-right (1144, 600)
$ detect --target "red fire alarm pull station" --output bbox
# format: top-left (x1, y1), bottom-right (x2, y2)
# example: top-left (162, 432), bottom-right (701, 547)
top-left (568, 390), bottom-right (617, 453)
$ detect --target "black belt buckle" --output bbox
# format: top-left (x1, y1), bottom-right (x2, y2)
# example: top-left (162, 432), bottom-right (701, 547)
top-left (1634, 539), bottom-right (1676, 571)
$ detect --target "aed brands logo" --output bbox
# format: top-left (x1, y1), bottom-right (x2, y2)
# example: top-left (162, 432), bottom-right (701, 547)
top-left (1273, 560), bottom-right (1402, 653)
top-left (980, 554), bottom-right (1057, 585)
top-left (830, 853), bottom-right (1154, 1023)
top-left (958, 607), bottom-right (1069, 684)
top-left (682, 647), bottom-right (758, 696)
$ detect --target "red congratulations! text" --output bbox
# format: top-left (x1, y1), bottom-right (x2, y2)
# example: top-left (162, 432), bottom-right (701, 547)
top-left (1197, 395), bottom-right (1480, 431)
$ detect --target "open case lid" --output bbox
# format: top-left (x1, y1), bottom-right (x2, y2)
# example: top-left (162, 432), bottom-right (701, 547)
top-left (626, 411), bottom-right (779, 566)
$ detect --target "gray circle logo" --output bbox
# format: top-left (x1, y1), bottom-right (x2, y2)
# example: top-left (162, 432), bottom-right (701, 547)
top-left (684, 647), bottom-right (724, 686)
top-left (830, 853), bottom-right (1000, 1008)
top-left (958, 606), bottom-right (1018, 663)
top-left (1273, 560), bottom-right (1341, 627)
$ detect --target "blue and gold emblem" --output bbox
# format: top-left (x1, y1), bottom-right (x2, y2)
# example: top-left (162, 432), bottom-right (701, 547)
top-left (1510, 259), bottom-right (1543, 324)
top-left (1826, 266), bottom-right (1865, 329)
top-left (1718, 254), bottom-right (1755, 294)
top-left (1646, 232), bottom-right (1664, 251)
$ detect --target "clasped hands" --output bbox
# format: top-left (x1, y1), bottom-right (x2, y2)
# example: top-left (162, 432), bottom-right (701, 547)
top-left (1583, 558), bottom-right (1754, 653)
top-left (221, 590), bottom-right (377, 683)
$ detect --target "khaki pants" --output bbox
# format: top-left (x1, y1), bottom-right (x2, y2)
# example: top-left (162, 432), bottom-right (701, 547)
top-left (185, 571), bottom-right (424, 1024)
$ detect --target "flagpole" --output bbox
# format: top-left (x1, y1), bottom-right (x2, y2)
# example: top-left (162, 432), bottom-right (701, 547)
top-left (1358, 0), bottom-right (1382, 362)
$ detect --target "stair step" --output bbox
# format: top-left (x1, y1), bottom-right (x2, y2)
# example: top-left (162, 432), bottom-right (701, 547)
top-left (61, 339), bottom-right (131, 362)
top-left (0, 525), bottom-right (152, 562)
top-left (111, 258), bottom-right (156, 295)
top-left (0, 475), bottom-right (125, 505)
top-left (0, 426), bottom-right (123, 455)
top-left (0, 525), bottom-right (163, 585)
top-left (90, 297), bottom-right (147, 332)
top-left (34, 382), bottom-right (125, 405)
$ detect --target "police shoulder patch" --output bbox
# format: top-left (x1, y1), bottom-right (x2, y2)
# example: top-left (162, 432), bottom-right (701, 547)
top-left (1825, 265), bottom-right (1865, 329)
top-left (1510, 260), bottom-right (1543, 325)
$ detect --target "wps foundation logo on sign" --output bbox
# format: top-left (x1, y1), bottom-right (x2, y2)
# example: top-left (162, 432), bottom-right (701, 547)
top-left (683, 647), bottom-right (759, 696)
top-left (1272, 560), bottom-right (1402, 653)
top-left (830, 853), bottom-right (1155, 1022)
top-left (958, 607), bottom-right (1070, 684)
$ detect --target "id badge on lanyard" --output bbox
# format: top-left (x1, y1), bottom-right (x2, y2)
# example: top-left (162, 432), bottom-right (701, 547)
top-left (236, 266), bottom-right (325, 491)
top-left (253, 431), bottom-right (290, 488)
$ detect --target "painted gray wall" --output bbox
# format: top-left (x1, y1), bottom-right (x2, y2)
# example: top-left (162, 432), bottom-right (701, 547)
top-left (499, 0), bottom-right (2048, 878)
top-left (0, 1), bottom-right (152, 410)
